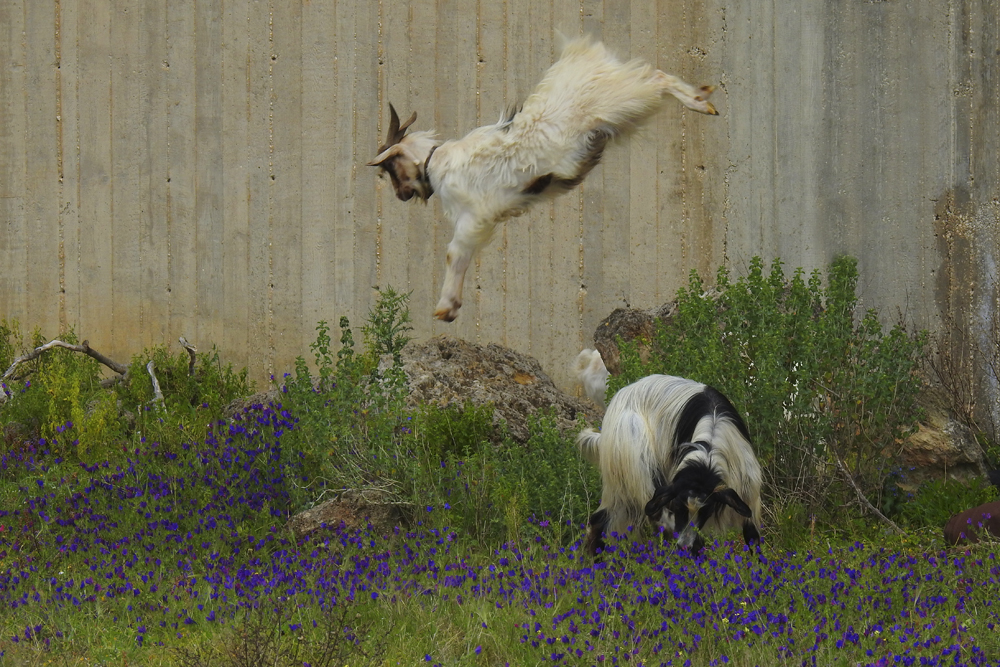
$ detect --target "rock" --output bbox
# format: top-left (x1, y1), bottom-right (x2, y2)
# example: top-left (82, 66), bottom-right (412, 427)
top-left (398, 335), bottom-right (602, 443)
top-left (592, 303), bottom-right (676, 375)
top-left (224, 336), bottom-right (600, 444)
top-left (223, 388), bottom-right (282, 420)
top-left (943, 499), bottom-right (1000, 545)
top-left (286, 490), bottom-right (400, 540)
top-left (899, 387), bottom-right (986, 480)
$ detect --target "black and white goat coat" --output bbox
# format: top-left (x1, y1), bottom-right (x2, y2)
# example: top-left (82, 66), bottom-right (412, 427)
top-left (576, 374), bottom-right (763, 556)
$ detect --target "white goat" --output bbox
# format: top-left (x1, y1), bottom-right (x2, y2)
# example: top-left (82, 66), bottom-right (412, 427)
top-left (368, 36), bottom-right (719, 321)
top-left (573, 348), bottom-right (610, 408)
top-left (576, 374), bottom-right (762, 556)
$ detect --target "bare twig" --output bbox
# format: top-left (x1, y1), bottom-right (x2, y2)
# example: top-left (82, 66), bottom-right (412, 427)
top-left (2, 339), bottom-right (128, 381)
top-left (1, 339), bottom-right (129, 403)
top-left (179, 337), bottom-right (197, 377)
top-left (147, 361), bottom-right (165, 409)
top-left (831, 447), bottom-right (904, 534)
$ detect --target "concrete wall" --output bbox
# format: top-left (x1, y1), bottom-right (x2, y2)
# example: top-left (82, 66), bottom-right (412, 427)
top-left (1, 0), bottom-right (998, 415)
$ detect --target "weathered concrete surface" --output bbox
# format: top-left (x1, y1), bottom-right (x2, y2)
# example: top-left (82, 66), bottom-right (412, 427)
top-left (0, 1), bottom-right (997, 434)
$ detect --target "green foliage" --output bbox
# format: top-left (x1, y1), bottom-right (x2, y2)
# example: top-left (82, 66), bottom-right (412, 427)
top-left (278, 289), bottom-right (415, 512)
top-left (174, 596), bottom-right (388, 667)
top-left (613, 256), bottom-right (928, 519)
top-left (408, 408), bottom-right (599, 545)
top-left (77, 390), bottom-right (126, 462)
top-left (887, 474), bottom-right (997, 529)
top-left (0, 324), bottom-right (252, 463)
top-left (0, 317), bottom-right (21, 372)
top-left (362, 285), bottom-right (413, 366)
top-left (495, 411), bottom-right (600, 545)
top-left (417, 401), bottom-right (497, 460)
top-left (0, 328), bottom-right (104, 458)
top-left (116, 344), bottom-right (253, 450)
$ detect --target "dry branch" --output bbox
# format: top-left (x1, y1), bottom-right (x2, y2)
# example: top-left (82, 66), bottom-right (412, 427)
top-left (1, 339), bottom-right (129, 403)
top-left (179, 337), bottom-right (197, 376)
top-left (831, 447), bottom-right (904, 534)
top-left (147, 361), bottom-right (165, 408)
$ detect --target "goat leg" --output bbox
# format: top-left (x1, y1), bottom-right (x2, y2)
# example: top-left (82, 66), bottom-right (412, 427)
top-left (655, 71), bottom-right (719, 116)
top-left (434, 243), bottom-right (474, 322)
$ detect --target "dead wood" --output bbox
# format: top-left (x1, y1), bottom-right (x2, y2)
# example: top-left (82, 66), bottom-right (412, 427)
top-left (179, 337), bottom-right (197, 376)
top-left (147, 361), bottom-right (165, 408)
top-left (1, 339), bottom-right (129, 403)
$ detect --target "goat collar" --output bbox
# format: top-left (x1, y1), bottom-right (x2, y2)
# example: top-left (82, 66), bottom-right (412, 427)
top-left (417, 145), bottom-right (437, 200)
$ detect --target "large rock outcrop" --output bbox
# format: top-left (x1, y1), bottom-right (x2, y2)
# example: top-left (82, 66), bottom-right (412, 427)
top-left (592, 303), bottom-right (676, 375)
top-left (398, 335), bottom-right (602, 443)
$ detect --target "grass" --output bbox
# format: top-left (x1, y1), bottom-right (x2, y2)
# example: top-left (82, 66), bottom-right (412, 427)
top-left (2, 280), bottom-right (998, 666)
top-left (0, 399), bottom-right (998, 666)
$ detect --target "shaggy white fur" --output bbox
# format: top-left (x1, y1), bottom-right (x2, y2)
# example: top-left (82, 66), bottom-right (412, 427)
top-left (576, 374), bottom-right (762, 555)
top-left (369, 36), bottom-right (718, 321)
top-left (573, 349), bottom-right (610, 408)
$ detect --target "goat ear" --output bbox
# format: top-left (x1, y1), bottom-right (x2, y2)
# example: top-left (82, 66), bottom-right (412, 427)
top-left (367, 144), bottom-right (403, 167)
top-left (717, 488), bottom-right (752, 518)
top-left (645, 485), bottom-right (677, 519)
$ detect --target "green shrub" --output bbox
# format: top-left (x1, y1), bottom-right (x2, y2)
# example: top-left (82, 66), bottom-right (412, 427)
top-left (116, 343), bottom-right (253, 450)
top-left (278, 289), bottom-right (416, 512)
top-left (496, 411), bottom-right (600, 544)
top-left (0, 318), bottom-right (21, 372)
top-left (410, 408), bottom-right (599, 545)
top-left (0, 328), bottom-right (105, 457)
top-left (886, 473), bottom-right (997, 530)
top-left (612, 256), bottom-right (928, 521)
top-left (417, 401), bottom-right (497, 460)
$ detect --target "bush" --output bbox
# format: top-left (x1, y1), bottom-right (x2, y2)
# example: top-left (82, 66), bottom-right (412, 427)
top-left (276, 289), bottom-right (416, 513)
top-left (612, 256), bottom-right (928, 523)
top-left (0, 324), bottom-right (253, 462)
top-left (0, 318), bottom-right (21, 372)
top-left (409, 407), bottom-right (599, 545)
top-left (884, 472), bottom-right (997, 530)
top-left (280, 289), bottom-right (599, 545)
top-left (116, 344), bottom-right (253, 451)
top-left (0, 328), bottom-right (105, 458)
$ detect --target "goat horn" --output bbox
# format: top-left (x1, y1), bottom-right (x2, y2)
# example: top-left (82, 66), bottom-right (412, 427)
top-left (396, 109), bottom-right (417, 139)
top-left (385, 104), bottom-right (401, 146)
top-left (375, 104), bottom-right (418, 156)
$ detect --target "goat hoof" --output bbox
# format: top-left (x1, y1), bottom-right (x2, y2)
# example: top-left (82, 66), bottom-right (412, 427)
top-left (433, 297), bottom-right (462, 322)
top-left (433, 306), bottom-right (459, 322)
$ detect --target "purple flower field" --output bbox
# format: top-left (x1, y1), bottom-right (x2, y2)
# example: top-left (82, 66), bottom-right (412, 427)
top-left (1, 402), bottom-right (999, 666)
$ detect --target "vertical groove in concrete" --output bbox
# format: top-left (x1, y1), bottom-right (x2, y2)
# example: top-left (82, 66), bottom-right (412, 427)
top-left (0, 0), bottom-right (997, 406)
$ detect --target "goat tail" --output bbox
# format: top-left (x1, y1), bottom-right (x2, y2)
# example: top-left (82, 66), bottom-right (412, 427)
top-left (576, 428), bottom-right (602, 466)
top-left (573, 349), bottom-right (609, 408)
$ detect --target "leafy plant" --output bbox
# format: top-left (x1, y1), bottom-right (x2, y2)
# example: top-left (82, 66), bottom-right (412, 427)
top-left (417, 401), bottom-right (497, 461)
top-left (0, 317), bottom-right (21, 374)
top-left (885, 472), bottom-right (997, 529)
top-left (363, 285), bottom-right (413, 366)
top-left (0, 328), bottom-right (104, 457)
top-left (278, 288), bottom-right (416, 512)
top-left (497, 411), bottom-right (601, 545)
top-left (612, 256), bottom-right (928, 522)
top-left (116, 343), bottom-right (253, 450)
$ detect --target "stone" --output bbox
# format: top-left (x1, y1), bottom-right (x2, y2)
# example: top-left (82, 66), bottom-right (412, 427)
top-left (286, 490), bottom-right (399, 540)
top-left (397, 335), bottom-right (602, 443)
top-left (899, 387), bottom-right (986, 481)
top-left (592, 303), bottom-right (675, 376)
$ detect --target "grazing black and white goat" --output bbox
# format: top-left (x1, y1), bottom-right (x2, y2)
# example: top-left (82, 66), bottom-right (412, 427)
top-left (573, 348), bottom-right (610, 408)
top-left (368, 36), bottom-right (719, 321)
top-left (576, 375), bottom-right (762, 556)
